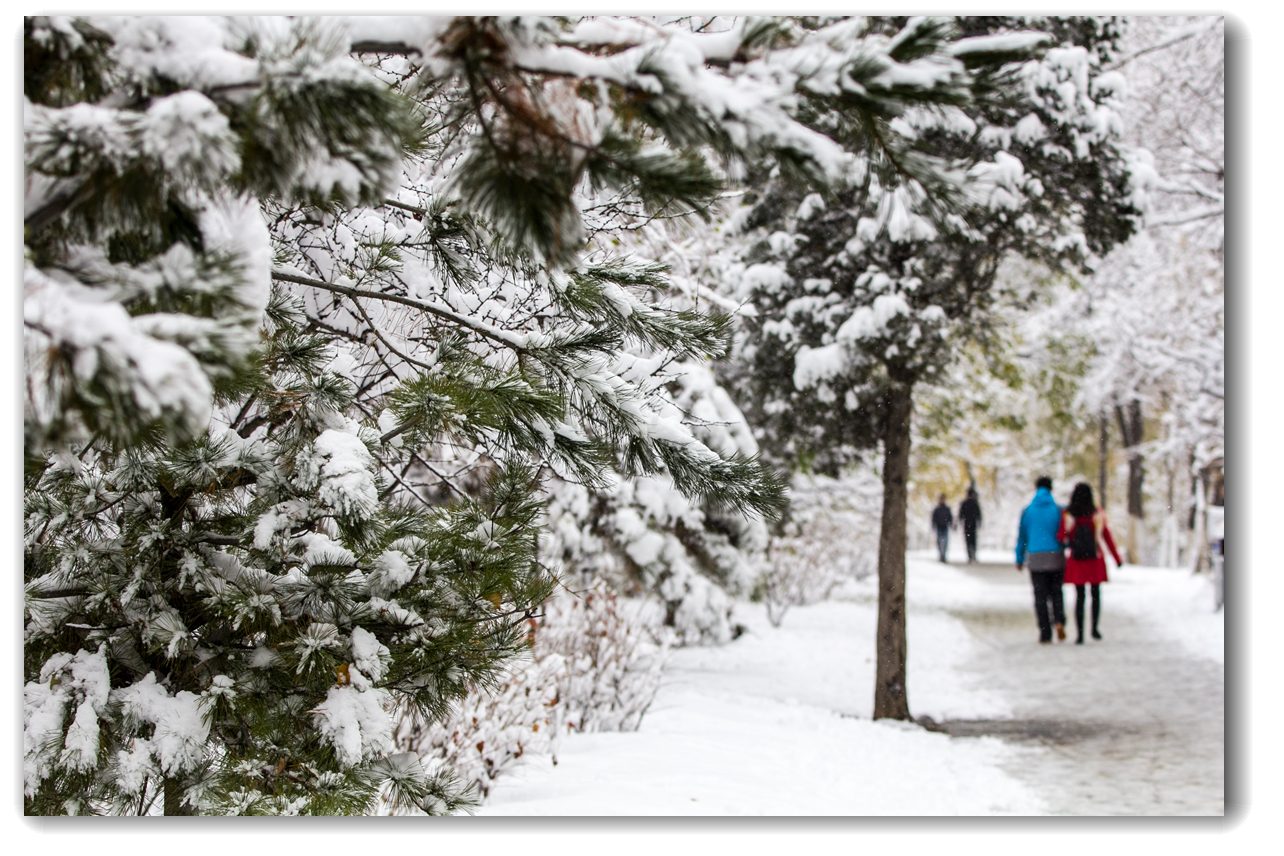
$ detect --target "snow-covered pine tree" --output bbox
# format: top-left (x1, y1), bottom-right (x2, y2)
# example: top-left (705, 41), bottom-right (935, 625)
top-left (23, 15), bottom-right (471, 816)
top-left (718, 16), bottom-right (1143, 719)
top-left (23, 15), bottom-right (783, 816)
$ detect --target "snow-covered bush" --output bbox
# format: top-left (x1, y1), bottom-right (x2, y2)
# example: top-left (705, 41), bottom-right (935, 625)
top-left (536, 361), bottom-right (773, 645)
top-left (758, 518), bottom-right (870, 627)
top-left (392, 580), bottom-right (667, 803)
top-left (391, 646), bottom-right (563, 805)
top-left (755, 472), bottom-right (881, 626)
top-left (537, 580), bottom-right (669, 735)
top-left (542, 473), bottom-right (762, 646)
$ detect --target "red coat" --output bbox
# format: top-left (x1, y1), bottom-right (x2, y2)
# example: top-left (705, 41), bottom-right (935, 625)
top-left (1058, 511), bottom-right (1122, 585)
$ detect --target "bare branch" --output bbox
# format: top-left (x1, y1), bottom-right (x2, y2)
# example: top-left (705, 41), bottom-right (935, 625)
top-left (351, 40), bottom-right (423, 56)
top-left (271, 270), bottom-right (529, 353)
top-left (1105, 18), bottom-right (1221, 71)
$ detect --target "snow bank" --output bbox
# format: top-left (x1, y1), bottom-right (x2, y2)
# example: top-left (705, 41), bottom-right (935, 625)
top-left (1108, 565), bottom-right (1224, 665)
top-left (478, 582), bottom-right (1037, 815)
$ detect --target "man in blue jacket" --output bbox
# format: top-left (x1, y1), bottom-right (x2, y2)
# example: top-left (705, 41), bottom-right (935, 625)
top-left (1015, 476), bottom-right (1067, 644)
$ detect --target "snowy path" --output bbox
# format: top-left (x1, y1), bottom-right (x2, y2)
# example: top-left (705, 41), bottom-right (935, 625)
top-left (476, 549), bottom-right (1223, 816)
top-left (932, 558), bottom-right (1225, 815)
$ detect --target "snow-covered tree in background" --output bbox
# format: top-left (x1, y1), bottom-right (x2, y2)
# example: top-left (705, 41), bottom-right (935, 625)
top-left (1026, 229), bottom-right (1223, 567)
top-left (1066, 15), bottom-right (1224, 567)
top-left (25, 14), bottom-right (1035, 814)
top-left (880, 16), bottom-right (1224, 572)
top-left (1115, 16), bottom-right (1223, 252)
top-left (942, 16), bottom-right (1225, 568)
top-left (717, 16), bottom-right (1142, 719)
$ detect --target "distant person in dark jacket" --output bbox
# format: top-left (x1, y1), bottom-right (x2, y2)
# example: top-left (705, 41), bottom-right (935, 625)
top-left (1057, 482), bottom-right (1124, 644)
top-left (959, 488), bottom-right (982, 563)
top-left (931, 494), bottom-right (954, 562)
top-left (1015, 476), bottom-right (1067, 644)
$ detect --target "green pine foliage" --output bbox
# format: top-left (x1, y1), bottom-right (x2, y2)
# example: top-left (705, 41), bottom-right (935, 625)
top-left (21, 15), bottom-right (532, 816)
top-left (23, 16), bottom-right (420, 453)
top-left (25, 289), bottom-right (555, 815)
top-left (23, 14), bottom-right (802, 816)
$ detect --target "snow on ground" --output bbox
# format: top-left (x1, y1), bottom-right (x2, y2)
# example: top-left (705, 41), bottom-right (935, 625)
top-left (478, 551), bottom-right (1042, 815)
top-left (1108, 564), bottom-right (1224, 664)
top-left (477, 546), bottom-right (1223, 816)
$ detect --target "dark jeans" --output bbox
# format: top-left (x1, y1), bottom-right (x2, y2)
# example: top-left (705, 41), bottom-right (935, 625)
top-left (963, 524), bottom-right (978, 562)
top-left (1073, 584), bottom-right (1102, 639)
top-left (935, 527), bottom-right (949, 561)
top-left (1030, 570), bottom-right (1066, 642)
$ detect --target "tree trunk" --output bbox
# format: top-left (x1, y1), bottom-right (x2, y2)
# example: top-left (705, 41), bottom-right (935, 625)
top-left (1186, 449), bottom-right (1198, 532)
top-left (164, 777), bottom-right (194, 816)
top-left (1115, 399), bottom-right (1145, 563)
top-left (1162, 452), bottom-right (1179, 568)
top-left (873, 381), bottom-right (913, 721)
top-left (1191, 465), bottom-right (1210, 574)
top-left (1097, 414), bottom-right (1109, 508)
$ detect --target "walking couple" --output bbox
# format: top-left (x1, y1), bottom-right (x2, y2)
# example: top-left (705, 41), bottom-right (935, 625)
top-left (931, 488), bottom-right (983, 563)
top-left (1014, 476), bottom-right (1124, 645)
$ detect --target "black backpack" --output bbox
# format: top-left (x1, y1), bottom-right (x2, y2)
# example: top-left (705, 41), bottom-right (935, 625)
top-left (1069, 517), bottom-right (1098, 560)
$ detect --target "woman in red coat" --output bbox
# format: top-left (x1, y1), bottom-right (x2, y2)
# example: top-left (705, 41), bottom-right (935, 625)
top-left (1057, 482), bottom-right (1124, 644)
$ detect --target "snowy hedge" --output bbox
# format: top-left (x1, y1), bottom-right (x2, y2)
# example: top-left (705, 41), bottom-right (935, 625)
top-left (391, 579), bottom-right (668, 805)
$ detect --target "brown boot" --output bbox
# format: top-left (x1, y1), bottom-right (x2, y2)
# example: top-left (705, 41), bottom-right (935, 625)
top-left (1055, 623), bottom-right (1067, 642)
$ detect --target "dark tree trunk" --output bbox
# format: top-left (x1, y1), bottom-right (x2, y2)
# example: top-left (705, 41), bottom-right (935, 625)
top-left (1115, 399), bottom-right (1145, 562)
top-left (1115, 399), bottom-right (1145, 517)
top-left (1098, 414), bottom-right (1109, 507)
top-left (164, 777), bottom-right (194, 816)
top-left (873, 380), bottom-right (913, 721)
top-left (1187, 449), bottom-right (1198, 531)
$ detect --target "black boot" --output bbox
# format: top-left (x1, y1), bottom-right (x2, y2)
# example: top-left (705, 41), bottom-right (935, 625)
top-left (1090, 585), bottom-right (1102, 639)
top-left (1074, 587), bottom-right (1085, 645)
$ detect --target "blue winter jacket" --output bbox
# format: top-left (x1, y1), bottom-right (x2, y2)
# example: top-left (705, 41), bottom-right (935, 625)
top-left (1015, 487), bottom-right (1063, 565)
